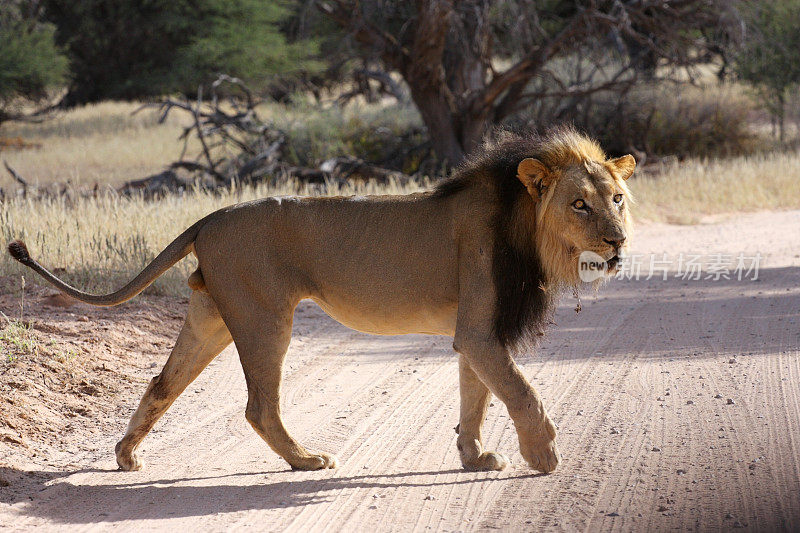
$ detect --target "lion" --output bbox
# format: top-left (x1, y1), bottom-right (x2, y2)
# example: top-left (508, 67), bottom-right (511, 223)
top-left (8, 127), bottom-right (634, 474)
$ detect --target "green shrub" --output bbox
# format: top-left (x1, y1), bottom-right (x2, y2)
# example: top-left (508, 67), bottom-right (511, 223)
top-left (0, 4), bottom-right (67, 116)
top-left (43, 0), bottom-right (319, 105)
top-left (268, 99), bottom-right (429, 173)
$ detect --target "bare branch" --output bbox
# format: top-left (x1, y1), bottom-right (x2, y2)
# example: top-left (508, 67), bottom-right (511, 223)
top-left (0, 102), bottom-right (59, 127)
top-left (3, 161), bottom-right (29, 189)
top-left (355, 69), bottom-right (407, 102)
top-left (480, 10), bottom-right (590, 117)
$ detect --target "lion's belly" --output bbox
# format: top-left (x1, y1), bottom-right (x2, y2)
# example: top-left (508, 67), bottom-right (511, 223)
top-left (310, 296), bottom-right (457, 337)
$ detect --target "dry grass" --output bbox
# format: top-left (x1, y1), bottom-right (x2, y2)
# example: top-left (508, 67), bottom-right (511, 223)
top-left (0, 98), bottom-right (424, 188)
top-left (633, 150), bottom-right (800, 224)
top-left (0, 102), bottom-right (197, 188)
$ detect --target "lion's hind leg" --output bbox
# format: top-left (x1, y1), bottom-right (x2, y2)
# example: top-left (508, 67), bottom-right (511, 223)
top-left (115, 290), bottom-right (232, 471)
top-left (456, 356), bottom-right (510, 471)
top-left (229, 303), bottom-right (337, 471)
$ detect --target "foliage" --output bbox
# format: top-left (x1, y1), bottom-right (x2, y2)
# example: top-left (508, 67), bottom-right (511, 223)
top-left (0, 1), bottom-right (67, 121)
top-left (276, 101), bottom-right (427, 172)
top-left (173, 1), bottom-right (323, 91)
top-left (1, 316), bottom-right (38, 363)
top-left (733, 0), bottom-right (800, 142)
top-left (43, 0), bottom-right (319, 105)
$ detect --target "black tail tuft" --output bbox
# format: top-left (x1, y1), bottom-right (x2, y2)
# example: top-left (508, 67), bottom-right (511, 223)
top-left (8, 240), bottom-right (31, 264)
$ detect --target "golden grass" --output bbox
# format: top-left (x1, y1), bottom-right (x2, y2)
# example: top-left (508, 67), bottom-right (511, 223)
top-left (0, 101), bottom-right (197, 188)
top-left (0, 98), bottom-right (423, 188)
top-left (632, 150), bottom-right (800, 223)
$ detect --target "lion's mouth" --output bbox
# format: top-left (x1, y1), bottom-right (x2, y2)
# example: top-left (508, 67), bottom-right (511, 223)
top-left (605, 255), bottom-right (620, 271)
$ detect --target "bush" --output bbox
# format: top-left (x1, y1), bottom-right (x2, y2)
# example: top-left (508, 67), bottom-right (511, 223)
top-left (733, 0), bottom-right (800, 143)
top-left (0, 3), bottom-right (67, 118)
top-left (266, 99), bottom-right (430, 174)
top-left (43, 0), bottom-right (319, 105)
top-left (609, 85), bottom-right (759, 159)
top-left (514, 83), bottom-right (760, 160)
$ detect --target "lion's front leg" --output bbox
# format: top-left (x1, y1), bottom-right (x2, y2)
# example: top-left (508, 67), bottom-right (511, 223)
top-left (456, 356), bottom-right (510, 471)
top-left (454, 337), bottom-right (560, 473)
top-left (454, 251), bottom-right (560, 474)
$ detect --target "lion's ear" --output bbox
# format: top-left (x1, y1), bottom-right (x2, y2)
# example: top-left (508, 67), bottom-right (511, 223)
top-left (607, 154), bottom-right (636, 180)
top-left (517, 158), bottom-right (551, 199)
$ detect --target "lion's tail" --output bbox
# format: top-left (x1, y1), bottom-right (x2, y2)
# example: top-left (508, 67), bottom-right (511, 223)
top-left (7, 213), bottom-right (215, 307)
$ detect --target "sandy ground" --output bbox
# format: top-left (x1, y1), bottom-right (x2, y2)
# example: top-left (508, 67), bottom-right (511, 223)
top-left (1, 210), bottom-right (799, 532)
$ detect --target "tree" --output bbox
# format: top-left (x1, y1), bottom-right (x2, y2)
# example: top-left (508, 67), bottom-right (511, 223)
top-left (734, 0), bottom-right (800, 143)
top-left (319, 0), bottom-right (739, 165)
top-left (43, 0), bottom-right (319, 105)
top-left (0, 1), bottom-right (67, 124)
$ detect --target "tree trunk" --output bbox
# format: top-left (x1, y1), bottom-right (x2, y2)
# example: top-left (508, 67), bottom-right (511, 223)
top-left (459, 109), bottom-right (492, 155)
top-left (444, 0), bottom-right (492, 159)
top-left (409, 87), bottom-right (465, 165)
top-left (409, 86), bottom-right (495, 166)
top-left (320, 0), bottom-right (739, 167)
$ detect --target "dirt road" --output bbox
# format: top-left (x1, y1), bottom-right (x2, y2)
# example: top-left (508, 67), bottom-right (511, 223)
top-left (2, 211), bottom-right (799, 531)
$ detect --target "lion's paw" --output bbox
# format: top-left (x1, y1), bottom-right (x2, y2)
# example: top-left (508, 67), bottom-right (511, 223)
top-left (289, 451), bottom-right (338, 471)
top-left (115, 441), bottom-right (143, 471)
top-left (463, 451), bottom-right (510, 471)
top-left (519, 437), bottom-right (560, 474)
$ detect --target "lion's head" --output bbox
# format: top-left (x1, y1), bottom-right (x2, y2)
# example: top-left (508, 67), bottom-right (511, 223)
top-left (437, 127), bottom-right (635, 350)
top-left (515, 128), bottom-right (635, 285)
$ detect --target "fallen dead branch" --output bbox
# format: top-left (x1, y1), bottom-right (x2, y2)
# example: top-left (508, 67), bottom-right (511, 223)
top-left (128, 75), bottom-right (411, 192)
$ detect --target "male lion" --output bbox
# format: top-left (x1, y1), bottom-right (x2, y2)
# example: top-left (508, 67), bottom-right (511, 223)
top-left (8, 128), bottom-right (634, 474)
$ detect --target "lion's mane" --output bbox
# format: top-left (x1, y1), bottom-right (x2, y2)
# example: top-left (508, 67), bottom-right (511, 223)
top-left (434, 127), bottom-right (609, 351)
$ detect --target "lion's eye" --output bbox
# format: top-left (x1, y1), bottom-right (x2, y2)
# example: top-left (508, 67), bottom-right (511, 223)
top-left (613, 194), bottom-right (624, 204)
top-left (572, 199), bottom-right (587, 210)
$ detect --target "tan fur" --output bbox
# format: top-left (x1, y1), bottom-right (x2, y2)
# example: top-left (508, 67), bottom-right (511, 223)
top-left (9, 131), bottom-right (633, 475)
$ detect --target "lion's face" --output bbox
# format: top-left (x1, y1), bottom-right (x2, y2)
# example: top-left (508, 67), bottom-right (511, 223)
top-left (547, 160), bottom-right (632, 274)
top-left (517, 153), bottom-right (635, 283)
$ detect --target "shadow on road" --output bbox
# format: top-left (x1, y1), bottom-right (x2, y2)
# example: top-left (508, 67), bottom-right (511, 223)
top-left (535, 265), bottom-right (800, 361)
top-left (1, 465), bottom-right (544, 524)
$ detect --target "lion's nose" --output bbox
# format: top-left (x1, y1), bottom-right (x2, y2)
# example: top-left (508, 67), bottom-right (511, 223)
top-left (603, 236), bottom-right (626, 249)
